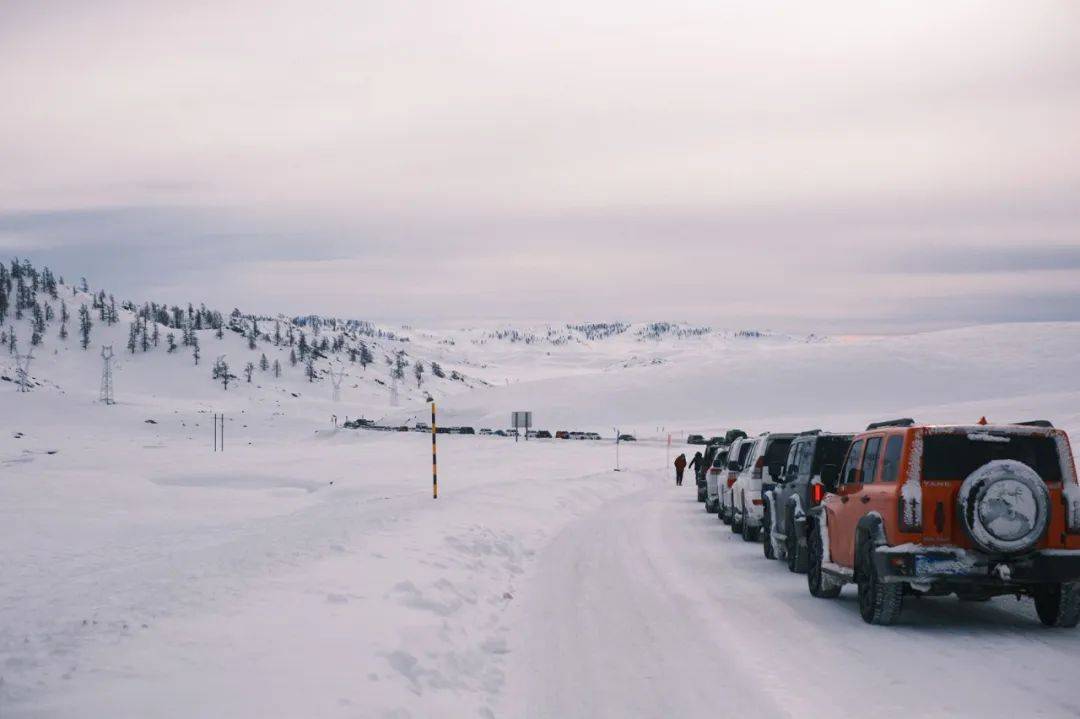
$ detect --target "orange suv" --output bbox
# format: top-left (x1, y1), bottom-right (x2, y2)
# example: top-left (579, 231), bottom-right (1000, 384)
top-left (806, 418), bottom-right (1080, 626)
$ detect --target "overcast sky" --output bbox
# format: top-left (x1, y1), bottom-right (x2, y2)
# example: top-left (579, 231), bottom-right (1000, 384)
top-left (2, 1), bottom-right (1079, 332)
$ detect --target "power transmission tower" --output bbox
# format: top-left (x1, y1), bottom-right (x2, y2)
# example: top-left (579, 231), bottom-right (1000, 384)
top-left (329, 363), bottom-right (345, 402)
top-left (99, 344), bottom-right (115, 405)
top-left (14, 347), bottom-right (33, 393)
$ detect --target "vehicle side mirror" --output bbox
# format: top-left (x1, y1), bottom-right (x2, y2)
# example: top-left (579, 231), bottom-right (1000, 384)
top-left (820, 464), bottom-right (839, 492)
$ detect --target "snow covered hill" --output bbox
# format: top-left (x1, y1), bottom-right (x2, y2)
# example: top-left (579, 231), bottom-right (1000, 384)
top-left (5, 258), bottom-right (1080, 718)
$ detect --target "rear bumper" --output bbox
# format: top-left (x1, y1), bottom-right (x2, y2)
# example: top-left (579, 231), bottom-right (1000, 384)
top-left (872, 547), bottom-right (1080, 586)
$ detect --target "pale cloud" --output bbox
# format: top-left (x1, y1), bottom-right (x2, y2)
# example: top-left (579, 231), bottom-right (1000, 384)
top-left (1, 0), bottom-right (1079, 331)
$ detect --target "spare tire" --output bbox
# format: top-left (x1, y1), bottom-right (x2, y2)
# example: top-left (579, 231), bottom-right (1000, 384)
top-left (957, 460), bottom-right (1049, 555)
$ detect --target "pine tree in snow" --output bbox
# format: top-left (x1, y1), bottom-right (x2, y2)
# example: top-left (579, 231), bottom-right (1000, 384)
top-left (273, 358), bottom-right (281, 377)
top-left (167, 332), bottom-right (177, 352)
top-left (413, 360), bottom-right (425, 388)
top-left (192, 336), bottom-right (201, 365)
top-left (78, 304), bottom-right (92, 350)
top-left (305, 357), bottom-right (317, 382)
top-left (127, 322), bottom-right (138, 353)
top-left (140, 319), bottom-right (150, 352)
top-left (431, 361), bottom-right (445, 378)
top-left (274, 321), bottom-right (282, 346)
top-left (259, 353), bottom-right (269, 371)
top-left (215, 323), bottom-right (223, 340)
top-left (244, 361), bottom-right (255, 382)
top-left (247, 326), bottom-right (257, 350)
top-left (152, 322), bottom-right (160, 347)
top-left (9, 326), bottom-right (17, 354)
top-left (358, 342), bottom-right (373, 371)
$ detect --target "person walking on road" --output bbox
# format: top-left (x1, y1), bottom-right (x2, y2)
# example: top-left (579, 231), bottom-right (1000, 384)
top-left (674, 453), bottom-right (687, 486)
top-left (688, 451), bottom-right (704, 480)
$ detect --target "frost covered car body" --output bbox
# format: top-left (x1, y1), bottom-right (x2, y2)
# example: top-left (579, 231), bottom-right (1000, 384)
top-left (763, 430), bottom-right (853, 568)
top-left (720, 437), bottom-right (755, 525)
top-left (703, 446), bottom-right (729, 513)
top-left (697, 442), bottom-right (724, 503)
top-left (806, 419), bottom-right (1080, 627)
top-left (730, 432), bottom-right (794, 542)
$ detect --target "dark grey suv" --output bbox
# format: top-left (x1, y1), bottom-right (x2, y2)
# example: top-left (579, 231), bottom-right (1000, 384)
top-left (762, 430), bottom-right (853, 570)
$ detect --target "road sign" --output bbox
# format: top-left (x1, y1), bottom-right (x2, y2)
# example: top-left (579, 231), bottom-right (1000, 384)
top-left (512, 411), bottom-right (532, 442)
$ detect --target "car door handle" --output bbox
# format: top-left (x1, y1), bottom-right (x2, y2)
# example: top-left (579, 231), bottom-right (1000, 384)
top-left (840, 496), bottom-right (849, 503)
top-left (860, 495), bottom-right (871, 504)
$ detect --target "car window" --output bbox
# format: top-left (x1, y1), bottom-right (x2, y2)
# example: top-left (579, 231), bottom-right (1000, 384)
top-left (785, 440), bottom-right (804, 477)
top-left (740, 441), bottom-right (758, 471)
top-left (880, 435), bottom-right (903, 483)
top-left (842, 439), bottom-right (864, 485)
top-left (860, 437), bottom-right (882, 484)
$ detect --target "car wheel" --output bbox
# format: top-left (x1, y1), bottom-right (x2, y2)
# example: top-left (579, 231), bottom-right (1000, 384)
top-left (1034, 583), bottom-right (1080, 628)
top-left (721, 505), bottom-right (731, 525)
top-left (857, 543), bottom-right (903, 625)
top-left (731, 510), bottom-right (742, 533)
top-left (696, 486), bottom-right (706, 502)
top-left (741, 514), bottom-right (757, 542)
top-left (763, 506), bottom-right (775, 559)
top-left (705, 497), bottom-right (718, 514)
top-left (807, 519), bottom-right (841, 599)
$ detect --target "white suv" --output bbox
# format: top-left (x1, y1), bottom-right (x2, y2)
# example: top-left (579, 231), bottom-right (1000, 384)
top-left (731, 432), bottom-right (795, 542)
top-left (720, 437), bottom-right (755, 525)
top-left (704, 446), bottom-right (729, 514)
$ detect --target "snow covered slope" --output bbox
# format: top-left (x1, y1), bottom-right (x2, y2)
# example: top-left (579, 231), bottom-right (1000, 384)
top-left (4, 260), bottom-right (1080, 718)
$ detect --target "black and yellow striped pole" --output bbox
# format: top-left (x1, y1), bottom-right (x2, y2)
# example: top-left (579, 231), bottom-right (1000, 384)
top-left (431, 402), bottom-right (438, 499)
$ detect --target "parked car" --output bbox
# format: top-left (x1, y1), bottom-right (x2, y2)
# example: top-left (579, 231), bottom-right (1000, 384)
top-left (704, 447), bottom-right (729, 513)
top-left (807, 418), bottom-right (1080, 627)
top-left (479, 428), bottom-right (493, 435)
top-left (569, 431), bottom-right (586, 440)
top-left (697, 442), bottom-right (723, 502)
top-left (585, 432), bottom-right (602, 440)
top-left (763, 430), bottom-right (853, 568)
top-left (618, 434), bottom-right (636, 442)
top-left (555, 431), bottom-right (570, 439)
top-left (535, 430), bottom-right (553, 439)
top-left (688, 434), bottom-right (706, 445)
top-left (730, 432), bottom-right (794, 541)
top-left (720, 437), bottom-right (756, 523)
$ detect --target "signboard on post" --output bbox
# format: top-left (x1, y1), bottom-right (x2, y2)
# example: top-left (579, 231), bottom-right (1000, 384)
top-left (511, 411), bottom-right (533, 442)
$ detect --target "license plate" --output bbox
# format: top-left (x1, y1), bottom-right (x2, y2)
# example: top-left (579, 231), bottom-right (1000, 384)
top-left (914, 556), bottom-right (968, 576)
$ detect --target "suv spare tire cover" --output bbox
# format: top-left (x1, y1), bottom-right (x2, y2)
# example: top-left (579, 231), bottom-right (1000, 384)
top-left (957, 460), bottom-right (1050, 555)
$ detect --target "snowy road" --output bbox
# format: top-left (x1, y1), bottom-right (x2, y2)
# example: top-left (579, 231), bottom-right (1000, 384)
top-left (506, 482), bottom-right (1080, 719)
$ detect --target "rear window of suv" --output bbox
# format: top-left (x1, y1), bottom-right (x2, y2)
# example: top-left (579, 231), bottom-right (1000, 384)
top-left (763, 438), bottom-right (793, 467)
top-left (922, 432), bottom-right (1062, 483)
top-left (814, 436), bottom-right (853, 476)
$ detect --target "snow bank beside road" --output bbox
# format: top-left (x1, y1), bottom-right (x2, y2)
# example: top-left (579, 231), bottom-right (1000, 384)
top-left (1, 422), bottom-right (660, 718)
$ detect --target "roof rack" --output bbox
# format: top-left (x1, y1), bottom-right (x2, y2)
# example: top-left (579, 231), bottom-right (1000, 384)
top-left (798, 429), bottom-right (822, 436)
top-left (1014, 420), bottom-right (1054, 428)
top-left (865, 418), bottom-right (915, 430)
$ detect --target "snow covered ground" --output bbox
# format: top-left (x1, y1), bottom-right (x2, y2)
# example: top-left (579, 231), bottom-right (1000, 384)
top-left (4, 300), bottom-right (1080, 717)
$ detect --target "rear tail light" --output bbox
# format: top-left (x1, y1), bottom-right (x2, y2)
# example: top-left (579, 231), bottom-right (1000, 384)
top-left (810, 482), bottom-right (825, 506)
top-left (751, 498), bottom-right (763, 505)
top-left (727, 477), bottom-right (737, 488)
top-left (752, 456), bottom-right (765, 480)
